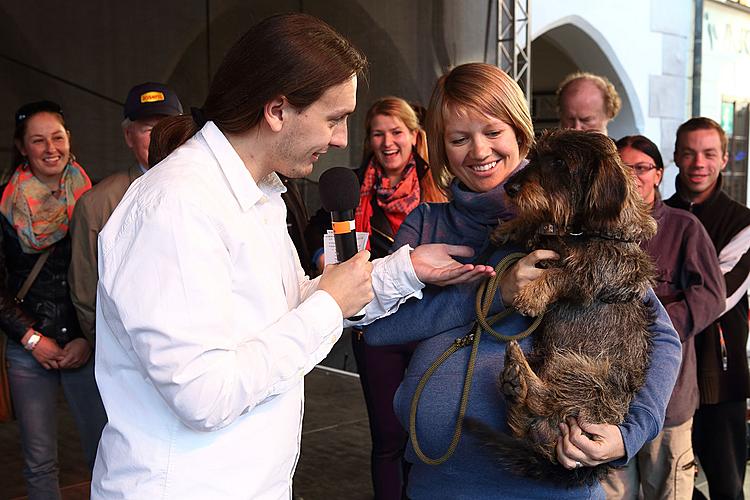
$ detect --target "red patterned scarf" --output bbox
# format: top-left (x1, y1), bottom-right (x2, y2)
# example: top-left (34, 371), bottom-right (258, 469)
top-left (0, 161), bottom-right (91, 253)
top-left (355, 153), bottom-right (421, 245)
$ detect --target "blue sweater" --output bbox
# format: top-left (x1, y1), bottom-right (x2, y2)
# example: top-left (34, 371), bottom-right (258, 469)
top-left (366, 179), bottom-right (682, 499)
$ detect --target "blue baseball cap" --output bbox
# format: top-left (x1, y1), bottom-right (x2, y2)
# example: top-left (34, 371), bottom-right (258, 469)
top-left (124, 82), bottom-right (183, 121)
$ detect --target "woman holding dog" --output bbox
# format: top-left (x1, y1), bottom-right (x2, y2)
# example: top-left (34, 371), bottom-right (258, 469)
top-left (601, 136), bottom-right (725, 500)
top-left (365, 63), bottom-right (682, 499)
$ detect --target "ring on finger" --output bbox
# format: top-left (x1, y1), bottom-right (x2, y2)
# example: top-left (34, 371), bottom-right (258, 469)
top-left (574, 461), bottom-right (583, 469)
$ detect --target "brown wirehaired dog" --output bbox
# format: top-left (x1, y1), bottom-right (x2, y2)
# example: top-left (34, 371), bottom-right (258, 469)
top-left (471, 129), bottom-right (658, 486)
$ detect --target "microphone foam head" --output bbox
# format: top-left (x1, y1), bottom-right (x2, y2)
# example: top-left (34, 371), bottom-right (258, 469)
top-left (318, 167), bottom-right (360, 212)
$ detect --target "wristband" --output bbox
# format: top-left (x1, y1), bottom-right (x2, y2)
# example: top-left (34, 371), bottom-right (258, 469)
top-left (24, 333), bottom-right (42, 351)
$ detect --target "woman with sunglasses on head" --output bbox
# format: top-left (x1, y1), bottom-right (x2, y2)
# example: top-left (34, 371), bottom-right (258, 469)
top-left (1, 101), bottom-right (106, 499)
top-left (601, 136), bottom-right (725, 500)
top-left (364, 64), bottom-right (682, 498)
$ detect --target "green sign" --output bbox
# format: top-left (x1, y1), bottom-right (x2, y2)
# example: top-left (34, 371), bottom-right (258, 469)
top-left (721, 101), bottom-right (734, 136)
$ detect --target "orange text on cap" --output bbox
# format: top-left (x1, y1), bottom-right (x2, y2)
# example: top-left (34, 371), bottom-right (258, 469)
top-left (140, 91), bottom-right (165, 103)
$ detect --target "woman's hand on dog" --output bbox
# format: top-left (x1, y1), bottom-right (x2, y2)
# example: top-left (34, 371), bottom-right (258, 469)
top-left (556, 417), bottom-right (625, 469)
top-left (499, 249), bottom-right (560, 306)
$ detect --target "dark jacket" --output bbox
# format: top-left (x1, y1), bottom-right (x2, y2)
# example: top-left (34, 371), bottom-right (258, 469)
top-left (0, 214), bottom-right (83, 346)
top-left (279, 175), bottom-right (313, 274)
top-left (665, 174), bottom-right (750, 404)
top-left (643, 197), bottom-right (725, 425)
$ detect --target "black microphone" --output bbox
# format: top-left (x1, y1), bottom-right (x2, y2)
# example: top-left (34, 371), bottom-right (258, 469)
top-left (319, 167), bottom-right (361, 263)
top-left (318, 166), bottom-right (364, 320)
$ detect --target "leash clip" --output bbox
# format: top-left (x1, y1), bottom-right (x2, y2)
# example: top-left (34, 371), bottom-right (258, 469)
top-left (453, 332), bottom-right (475, 348)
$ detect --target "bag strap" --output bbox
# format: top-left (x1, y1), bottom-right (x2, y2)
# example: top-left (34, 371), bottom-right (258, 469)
top-left (369, 195), bottom-right (394, 240)
top-left (15, 247), bottom-right (53, 304)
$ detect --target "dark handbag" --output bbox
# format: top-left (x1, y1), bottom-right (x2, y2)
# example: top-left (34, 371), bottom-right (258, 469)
top-left (0, 247), bottom-right (52, 423)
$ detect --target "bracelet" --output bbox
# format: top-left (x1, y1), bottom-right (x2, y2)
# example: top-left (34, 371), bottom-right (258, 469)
top-left (24, 333), bottom-right (42, 351)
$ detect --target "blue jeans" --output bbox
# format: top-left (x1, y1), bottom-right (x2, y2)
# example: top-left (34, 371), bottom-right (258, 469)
top-left (6, 339), bottom-right (107, 500)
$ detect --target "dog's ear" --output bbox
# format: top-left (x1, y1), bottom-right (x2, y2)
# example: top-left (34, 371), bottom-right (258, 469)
top-left (584, 152), bottom-right (628, 231)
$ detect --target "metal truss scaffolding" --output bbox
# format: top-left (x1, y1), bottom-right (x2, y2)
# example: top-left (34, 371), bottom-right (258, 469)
top-left (497, 0), bottom-right (531, 103)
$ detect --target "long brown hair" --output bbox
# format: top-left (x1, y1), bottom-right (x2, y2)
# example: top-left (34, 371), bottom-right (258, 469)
top-left (149, 13), bottom-right (367, 167)
top-left (361, 97), bottom-right (445, 202)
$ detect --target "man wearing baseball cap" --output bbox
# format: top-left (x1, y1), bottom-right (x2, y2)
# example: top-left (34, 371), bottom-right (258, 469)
top-left (68, 82), bottom-right (183, 342)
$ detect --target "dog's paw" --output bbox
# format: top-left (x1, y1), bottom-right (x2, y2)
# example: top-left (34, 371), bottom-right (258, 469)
top-left (513, 290), bottom-right (547, 318)
top-left (501, 341), bottom-right (528, 400)
top-left (501, 363), bottom-right (524, 400)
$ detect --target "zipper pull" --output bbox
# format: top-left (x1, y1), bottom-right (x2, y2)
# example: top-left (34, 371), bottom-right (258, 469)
top-left (718, 324), bottom-right (728, 371)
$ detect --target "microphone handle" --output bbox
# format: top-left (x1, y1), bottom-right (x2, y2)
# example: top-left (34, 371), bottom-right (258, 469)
top-left (330, 209), bottom-right (358, 262)
top-left (330, 209), bottom-right (364, 321)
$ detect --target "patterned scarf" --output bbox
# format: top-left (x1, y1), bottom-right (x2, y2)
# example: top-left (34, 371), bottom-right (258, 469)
top-left (355, 153), bottom-right (421, 241)
top-left (0, 161), bottom-right (91, 253)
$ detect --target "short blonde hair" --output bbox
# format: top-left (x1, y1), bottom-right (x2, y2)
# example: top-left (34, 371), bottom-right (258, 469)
top-left (556, 72), bottom-right (621, 120)
top-left (426, 63), bottom-right (534, 193)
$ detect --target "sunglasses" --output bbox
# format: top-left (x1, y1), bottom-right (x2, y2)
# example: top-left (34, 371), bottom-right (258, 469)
top-left (15, 100), bottom-right (64, 125)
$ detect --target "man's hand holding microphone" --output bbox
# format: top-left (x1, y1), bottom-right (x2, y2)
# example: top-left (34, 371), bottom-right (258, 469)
top-left (317, 167), bottom-right (494, 320)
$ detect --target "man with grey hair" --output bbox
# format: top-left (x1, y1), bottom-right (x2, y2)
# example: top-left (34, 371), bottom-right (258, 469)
top-left (556, 72), bottom-right (621, 135)
top-left (69, 82), bottom-right (183, 341)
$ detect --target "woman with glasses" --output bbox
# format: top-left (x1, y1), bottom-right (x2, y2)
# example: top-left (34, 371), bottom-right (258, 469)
top-left (2, 101), bottom-right (106, 499)
top-left (601, 135), bottom-right (726, 499)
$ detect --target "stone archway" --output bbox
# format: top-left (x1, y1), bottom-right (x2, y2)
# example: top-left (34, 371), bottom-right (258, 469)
top-left (531, 16), bottom-right (642, 139)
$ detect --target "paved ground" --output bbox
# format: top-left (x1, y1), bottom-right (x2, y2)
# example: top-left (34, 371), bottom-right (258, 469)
top-left (0, 329), bottom-right (365, 500)
top-left (1, 331), bottom-right (748, 500)
top-left (0, 364), bottom-right (371, 500)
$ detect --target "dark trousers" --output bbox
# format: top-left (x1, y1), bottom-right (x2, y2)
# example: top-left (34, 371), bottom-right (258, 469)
top-left (692, 399), bottom-right (747, 500)
top-left (352, 332), bottom-right (416, 500)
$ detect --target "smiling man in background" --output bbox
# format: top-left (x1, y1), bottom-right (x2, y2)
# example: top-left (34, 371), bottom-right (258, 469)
top-left (666, 117), bottom-right (750, 500)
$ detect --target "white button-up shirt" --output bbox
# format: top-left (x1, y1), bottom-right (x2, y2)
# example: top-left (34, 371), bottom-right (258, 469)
top-left (91, 122), bottom-right (423, 499)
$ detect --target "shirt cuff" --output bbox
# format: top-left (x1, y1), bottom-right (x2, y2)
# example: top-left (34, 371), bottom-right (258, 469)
top-left (383, 244), bottom-right (424, 296)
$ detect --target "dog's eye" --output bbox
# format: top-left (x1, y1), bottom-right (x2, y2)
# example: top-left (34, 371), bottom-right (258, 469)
top-left (551, 159), bottom-right (566, 169)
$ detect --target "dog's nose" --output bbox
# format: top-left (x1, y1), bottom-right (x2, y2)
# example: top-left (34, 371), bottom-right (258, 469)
top-left (504, 182), bottom-right (521, 197)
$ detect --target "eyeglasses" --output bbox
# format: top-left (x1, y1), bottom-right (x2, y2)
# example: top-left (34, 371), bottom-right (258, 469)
top-left (625, 162), bottom-right (658, 176)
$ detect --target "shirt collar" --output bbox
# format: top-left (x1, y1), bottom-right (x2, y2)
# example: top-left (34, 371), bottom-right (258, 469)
top-left (650, 195), bottom-right (665, 220)
top-left (199, 121), bottom-right (286, 211)
top-left (672, 171), bottom-right (723, 210)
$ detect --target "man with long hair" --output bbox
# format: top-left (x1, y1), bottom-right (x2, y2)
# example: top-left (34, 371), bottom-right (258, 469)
top-left (91, 14), bottom-right (489, 499)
